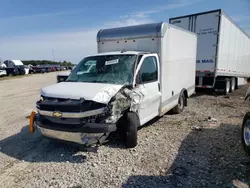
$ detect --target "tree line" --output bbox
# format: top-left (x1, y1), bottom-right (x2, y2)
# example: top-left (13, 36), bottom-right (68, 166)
top-left (21, 60), bottom-right (74, 66)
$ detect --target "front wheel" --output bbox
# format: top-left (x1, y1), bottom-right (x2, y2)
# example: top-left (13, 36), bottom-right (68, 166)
top-left (241, 112), bottom-right (250, 156)
top-left (124, 112), bottom-right (139, 148)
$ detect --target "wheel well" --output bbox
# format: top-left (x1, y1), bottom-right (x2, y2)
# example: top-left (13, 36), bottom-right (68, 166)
top-left (117, 109), bottom-right (140, 128)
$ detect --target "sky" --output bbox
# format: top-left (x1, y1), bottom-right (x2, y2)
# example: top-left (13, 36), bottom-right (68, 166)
top-left (0, 0), bottom-right (250, 63)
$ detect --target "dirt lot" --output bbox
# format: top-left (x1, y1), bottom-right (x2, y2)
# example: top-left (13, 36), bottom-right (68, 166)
top-left (0, 72), bottom-right (249, 188)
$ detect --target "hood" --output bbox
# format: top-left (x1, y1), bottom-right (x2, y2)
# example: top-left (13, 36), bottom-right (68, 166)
top-left (41, 82), bottom-right (123, 104)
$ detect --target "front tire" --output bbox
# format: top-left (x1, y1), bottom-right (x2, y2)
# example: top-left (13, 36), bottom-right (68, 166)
top-left (125, 112), bottom-right (139, 148)
top-left (242, 112), bottom-right (250, 156)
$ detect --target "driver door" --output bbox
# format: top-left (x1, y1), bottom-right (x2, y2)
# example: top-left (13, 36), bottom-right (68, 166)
top-left (135, 54), bottom-right (161, 125)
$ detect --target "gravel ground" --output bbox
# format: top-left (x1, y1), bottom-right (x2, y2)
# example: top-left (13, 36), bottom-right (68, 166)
top-left (0, 72), bottom-right (249, 188)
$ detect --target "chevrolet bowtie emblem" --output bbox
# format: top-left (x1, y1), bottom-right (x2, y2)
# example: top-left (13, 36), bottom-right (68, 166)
top-left (53, 111), bottom-right (63, 118)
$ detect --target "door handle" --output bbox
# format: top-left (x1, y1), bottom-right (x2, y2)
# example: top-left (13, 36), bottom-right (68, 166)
top-left (158, 83), bottom-right (160, 91)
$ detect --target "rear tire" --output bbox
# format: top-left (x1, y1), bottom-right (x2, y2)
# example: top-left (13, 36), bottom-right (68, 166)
top-left (230, 77), bottom-right (236, 93)
top-left (172, 92), bottom-right (185, 114)
top-left (224, 79), bottom-right (230, 95)
top-left (124, 112), bottom-right (139, 148)
top-left (241, 112), bottom-right (250, 156)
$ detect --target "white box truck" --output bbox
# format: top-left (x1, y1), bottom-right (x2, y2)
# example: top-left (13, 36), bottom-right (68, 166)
top-left (29, 22), bottom-right (197, 148)
top-left (169, 9), bottom-right (250, 95)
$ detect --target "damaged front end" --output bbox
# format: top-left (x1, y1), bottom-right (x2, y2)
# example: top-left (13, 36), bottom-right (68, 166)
top-left (32, 97), bottom-right (116, 146)
top-left (106, 86), bottom-right (144, 124)
top-left (30, 86), bottom-right (144, 146)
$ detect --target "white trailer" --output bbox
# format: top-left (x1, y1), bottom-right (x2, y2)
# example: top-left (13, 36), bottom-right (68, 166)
top-left (169, 9), bottom-right (250, 95)
top-left (30, 22), bottom-right (197, 148)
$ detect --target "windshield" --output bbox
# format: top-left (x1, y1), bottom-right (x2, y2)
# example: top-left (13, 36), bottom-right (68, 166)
top-left (66, 54), bottom-right (137, 85)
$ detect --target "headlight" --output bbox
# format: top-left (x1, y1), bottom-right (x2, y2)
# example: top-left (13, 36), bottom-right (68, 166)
top-left (40, 96), bottom-right (44, 102)
top-left (36, 96), bottom-right (44, 109)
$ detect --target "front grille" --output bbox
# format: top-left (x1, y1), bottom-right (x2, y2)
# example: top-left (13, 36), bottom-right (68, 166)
top-left (38, 98), bottom-right (107, 113)
top-left (39, 99), bottom-right (81, 112)
top-left (43, 116), bottom-right (82, 125)
top-left (39, 115), bottom-right (83, 129)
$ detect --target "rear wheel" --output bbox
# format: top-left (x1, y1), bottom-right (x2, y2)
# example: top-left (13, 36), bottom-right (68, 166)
top-left (124, 112), bottom-right (139, 148)
top-left (242, 112), bottom-right (250, 156)
top-left (224, 79), bottom-right (230, 95)
top-left (172, 92), bottom-right (186, 114)
top-left (230, 77), bottom-right (236, 92)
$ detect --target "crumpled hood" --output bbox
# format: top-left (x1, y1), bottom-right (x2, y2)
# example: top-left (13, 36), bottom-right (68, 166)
top-left (41, 82), bottom-right (124, 104)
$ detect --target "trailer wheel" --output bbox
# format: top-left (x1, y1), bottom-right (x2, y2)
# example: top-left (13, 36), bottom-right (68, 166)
top-left (224, 79), bottom-right (230, 95)
top-left (242, 112), bottom-right (250, 156)
top-left (124, 112), bottom-right (139, 148)
top-left (230, 77), bottom-right (236, 92)
top-left (172, 92), bottom-right (185, 114)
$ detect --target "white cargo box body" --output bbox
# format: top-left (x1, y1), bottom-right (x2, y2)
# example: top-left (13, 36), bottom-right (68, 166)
top-left (169, 9), bottom-right (250, 88)
top-left (97, 22), bottom-right (197, 114)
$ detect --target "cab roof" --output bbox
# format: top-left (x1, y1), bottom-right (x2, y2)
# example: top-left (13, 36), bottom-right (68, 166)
top-left (92, 51), bottom-right (151, 56)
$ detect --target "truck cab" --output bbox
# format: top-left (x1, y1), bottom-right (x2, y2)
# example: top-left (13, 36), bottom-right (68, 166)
top-left (34, 51), bottom-right (161, 148)
top-left (30, 22), bottom-right (197, 148)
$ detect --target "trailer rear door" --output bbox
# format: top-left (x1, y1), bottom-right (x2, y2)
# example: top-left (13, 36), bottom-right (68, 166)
top-left (169, 10), bottom-right (220, 74)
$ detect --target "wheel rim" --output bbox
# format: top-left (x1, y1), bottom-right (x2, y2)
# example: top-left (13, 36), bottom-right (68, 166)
top-left (244, 120), bottom-right (250, 146)
top-left (231, 78), bottom-right (235, 91)
top-left (226, 81), bottom-right (230, 93)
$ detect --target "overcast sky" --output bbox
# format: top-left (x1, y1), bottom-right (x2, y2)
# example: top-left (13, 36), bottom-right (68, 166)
top-left (0, 0), bottom-right (250, 63)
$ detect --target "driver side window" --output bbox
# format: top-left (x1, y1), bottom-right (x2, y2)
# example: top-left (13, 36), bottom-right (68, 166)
top-left (138, 56), bottom-right (158, 84)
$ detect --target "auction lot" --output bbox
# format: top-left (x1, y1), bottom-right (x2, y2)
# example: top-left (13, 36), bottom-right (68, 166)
top-left (0, 72), bottom-right (249, 188)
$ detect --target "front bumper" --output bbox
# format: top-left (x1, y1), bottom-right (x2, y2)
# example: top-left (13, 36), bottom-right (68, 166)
top-left (34, 117), bottom-right (116, 145)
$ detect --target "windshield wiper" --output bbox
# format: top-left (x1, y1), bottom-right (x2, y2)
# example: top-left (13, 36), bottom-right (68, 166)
top-left (92, 80), bottom-right (113, 83)
top-left (66, 80), bottom-right (77, 82)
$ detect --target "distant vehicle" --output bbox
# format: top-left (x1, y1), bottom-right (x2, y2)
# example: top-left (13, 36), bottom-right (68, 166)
top-left (56, 71), bottom-right (71, 82)
top-left (0, 68), bottom-right (7, 77)
top-left (169, 9), bottom-right (250, 95)
top-left (3, 60), bottom-right (26, 76)
top-left (54, 65), bottom-right (61, 71)
top-left (39, 65), bottom-right (50, 73)
top-left (30, 22), bottom-right (197, 148)
top-left (56, 66), bottom-right (77, 82)
top-left (28, 66), bottom-right (35, 74)
top-left (32, 65), bottom-right (46, 73)
top-left (0, 63), bottom-right (7, 76)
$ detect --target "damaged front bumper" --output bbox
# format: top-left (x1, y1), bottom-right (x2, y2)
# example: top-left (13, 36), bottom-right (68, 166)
top-left (30, 113), bottom-right (116, 145)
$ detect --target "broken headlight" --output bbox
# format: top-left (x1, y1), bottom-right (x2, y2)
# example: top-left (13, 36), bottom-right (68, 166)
top-left (36, 96), bottom-right (44, 109)
top-left (85, 107), bottom-right (110, 123)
